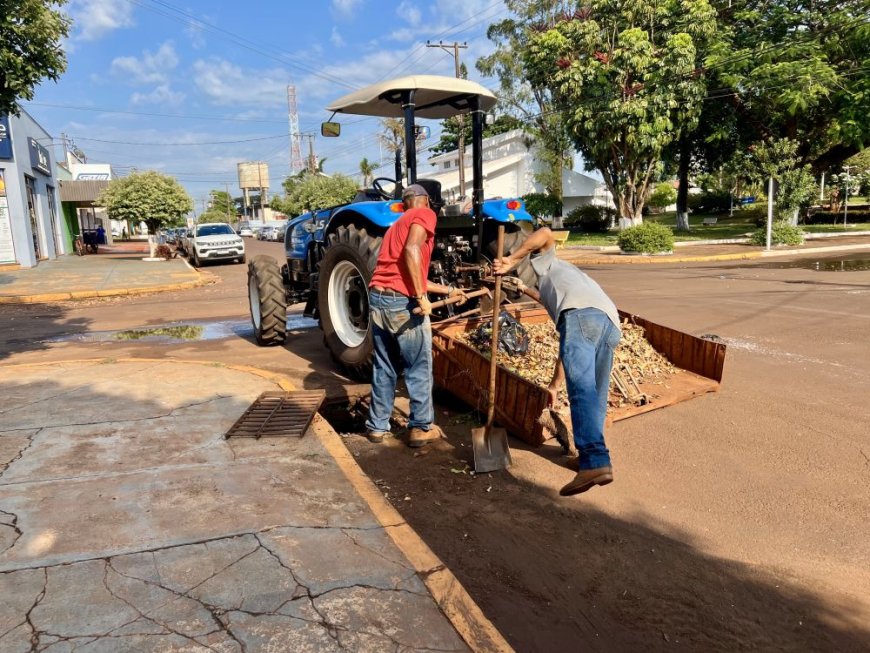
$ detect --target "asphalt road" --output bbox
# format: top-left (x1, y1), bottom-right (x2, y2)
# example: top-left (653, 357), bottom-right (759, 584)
top-left (1, 239), bottom-right (868, 649)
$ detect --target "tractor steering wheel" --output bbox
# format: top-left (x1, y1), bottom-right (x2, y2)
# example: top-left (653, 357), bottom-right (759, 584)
top-left (371, 177), bottom-right (398, 201)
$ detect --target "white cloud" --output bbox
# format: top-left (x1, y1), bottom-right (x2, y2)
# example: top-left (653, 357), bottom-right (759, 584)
top-left (389, 27), bottom-right (415, 42)
top-left (330, 27), bottom-right (345, 47)
top-left (396, 0), bottom-right (422, 26)
top-left (331, 0), bottom-right (362, 17)
top-left (111, 42), bottom-right (179, 85)
top-left (192, 58), bottom-right (291, 107)
top-left (131, 84), bottom-right (186, 106)
top-left (68, 0), bottom-right (135, 41)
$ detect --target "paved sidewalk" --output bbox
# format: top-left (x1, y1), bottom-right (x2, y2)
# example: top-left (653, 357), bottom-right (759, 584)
top-left (0, 253), bottom-right (206, 303)
top-left (0, 360), bottom-right (499, 652)
top-left (561, 235), bottom-right (870, 264)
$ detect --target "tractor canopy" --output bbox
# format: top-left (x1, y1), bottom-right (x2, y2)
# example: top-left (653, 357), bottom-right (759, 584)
top-left (325, 75), bottom-right (497, 118)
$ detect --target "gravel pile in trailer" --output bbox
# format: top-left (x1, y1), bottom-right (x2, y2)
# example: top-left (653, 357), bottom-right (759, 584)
top-left (457, 320), bottom-right (680, 411)
top-left (431, 306), bottom-right (727, 446)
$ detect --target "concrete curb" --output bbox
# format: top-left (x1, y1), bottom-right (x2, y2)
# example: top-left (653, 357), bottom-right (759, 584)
top-left (562, 242), bottom-right (870, 265)
top-left (0, 267), bottom-right (217, 304)
top-left (0, 357), bottom-right (511, 653)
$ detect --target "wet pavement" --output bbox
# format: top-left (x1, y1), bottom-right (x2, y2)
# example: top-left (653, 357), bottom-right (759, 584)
top-left (0, 360), bottom-right (474, 652)
top-left (48, 316), bottom-right (319, 345)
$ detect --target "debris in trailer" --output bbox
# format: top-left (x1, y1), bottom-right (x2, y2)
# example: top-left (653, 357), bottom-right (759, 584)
top-left (455, 320), bottom-right (680, 411)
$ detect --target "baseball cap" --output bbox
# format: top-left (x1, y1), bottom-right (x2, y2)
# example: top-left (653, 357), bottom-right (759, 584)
top-left (402, 184), bottom-right (429, 201)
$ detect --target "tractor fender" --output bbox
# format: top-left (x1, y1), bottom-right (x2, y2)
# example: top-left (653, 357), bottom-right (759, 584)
top-left (285, 208), bottom-right (330, 261)
top-left (481, 198), bottom-right (534, 224)
top-left (327, 201), bottom-right (401, 233)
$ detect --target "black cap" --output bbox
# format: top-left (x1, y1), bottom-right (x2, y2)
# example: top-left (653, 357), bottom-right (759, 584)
top-left (402, 184), bottom-right (429, 201)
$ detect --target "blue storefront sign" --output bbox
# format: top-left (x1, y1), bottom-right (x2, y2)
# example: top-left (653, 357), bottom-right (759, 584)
top-left (0, 116), bottom-right (12, 160)
top-left (28, 137), bottom-right (52, 176)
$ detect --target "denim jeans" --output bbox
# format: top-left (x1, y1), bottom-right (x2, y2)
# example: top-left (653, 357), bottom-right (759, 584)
top-left (365, 290), bottom-right (434, 433)
top-left (558, 307), bottom-right (621, 470)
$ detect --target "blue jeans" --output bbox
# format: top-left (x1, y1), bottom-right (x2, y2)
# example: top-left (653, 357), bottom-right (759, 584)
top-left (558, 308), bottom-right (621, 470)
top-left (365, 290), bottom-right (434, 433)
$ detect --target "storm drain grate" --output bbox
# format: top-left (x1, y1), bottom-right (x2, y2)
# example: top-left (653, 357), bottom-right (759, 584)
top-left (225, 390), bottom-right (326, 439)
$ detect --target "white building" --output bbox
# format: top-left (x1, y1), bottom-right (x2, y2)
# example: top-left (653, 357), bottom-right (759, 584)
top-left (423, 129), bottom-right (613, 215)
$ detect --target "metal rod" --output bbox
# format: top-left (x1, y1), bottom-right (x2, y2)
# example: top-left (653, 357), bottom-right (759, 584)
top-left (402, 89), bottom-right (417, 185)
top-left (471, 96), bottom-right (484, 261)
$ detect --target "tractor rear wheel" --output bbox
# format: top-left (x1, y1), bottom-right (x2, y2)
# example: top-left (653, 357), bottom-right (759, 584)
top-left (318, 225), bottom-right (382, 380)
top-left (248, 255), bottom-right (287, 346)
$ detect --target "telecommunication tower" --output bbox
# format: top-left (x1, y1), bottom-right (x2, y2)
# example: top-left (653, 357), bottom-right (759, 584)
top-left (287, 85), bottom-right (304, 174)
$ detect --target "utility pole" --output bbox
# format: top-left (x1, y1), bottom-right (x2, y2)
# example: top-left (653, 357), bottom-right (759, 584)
top-left (224, 183), bottom-right (231, 224)
top-left (303, 134), bottom-right (317, 174)
top-left (427, 40), bottom-right (468, 197)
top-left (843, 165), bottom-right (854, 226)
top-left (766, 177), bottom-right (774, 251)
top-left (819, 171), bottom-right (825, 201)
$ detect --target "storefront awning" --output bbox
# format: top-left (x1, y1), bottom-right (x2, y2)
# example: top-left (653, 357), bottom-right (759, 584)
top-left (59, 179), bottom-right (109, 203)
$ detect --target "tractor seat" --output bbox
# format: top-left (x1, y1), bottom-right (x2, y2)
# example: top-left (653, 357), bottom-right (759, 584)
top-left (415, 178), bottom-right (444, 214)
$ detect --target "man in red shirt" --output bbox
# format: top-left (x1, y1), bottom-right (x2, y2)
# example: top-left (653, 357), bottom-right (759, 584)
top-left (365, 184), bottom-right (466, 446)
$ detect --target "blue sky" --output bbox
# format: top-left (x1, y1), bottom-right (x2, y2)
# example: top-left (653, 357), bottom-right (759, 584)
top-left (25, 0), bottom-right (509, 206)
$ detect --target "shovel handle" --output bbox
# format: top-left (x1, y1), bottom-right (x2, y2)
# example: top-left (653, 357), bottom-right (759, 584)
top-left (486, 225), bottom-right (506, 428)
top-left (412, 288), bottom-right (488, 314)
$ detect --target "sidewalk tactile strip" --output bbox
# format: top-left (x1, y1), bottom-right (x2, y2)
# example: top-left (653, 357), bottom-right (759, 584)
top-left (225, 390), bottom-right (326, 439)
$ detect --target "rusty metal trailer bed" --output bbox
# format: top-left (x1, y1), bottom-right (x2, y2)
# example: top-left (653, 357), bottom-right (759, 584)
top-left (432, 306), bottom-right (727, 446)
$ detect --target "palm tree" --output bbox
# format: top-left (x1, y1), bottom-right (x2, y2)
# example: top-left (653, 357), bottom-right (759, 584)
top-left (359, 157), bottom-right (376, 186)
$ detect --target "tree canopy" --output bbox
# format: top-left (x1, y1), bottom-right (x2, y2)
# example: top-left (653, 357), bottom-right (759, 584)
top-left (523, 0), bottom-right (718, 224)
top-left (477, 0), bottom-right (574, 209)
top-left (98, 172), bottom-right (193, 235)
top-left (430, 114), bottom-right (523, 155)
top-left (272, 174), bottom-right (358, 217)
top-left (1, 0), bottom-right (70, 115)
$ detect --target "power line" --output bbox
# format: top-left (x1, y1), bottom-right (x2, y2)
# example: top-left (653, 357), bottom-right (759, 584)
top-left (23, 102), bottom-right (288, 124)
top-left (69, 133), bottom-right (288, 146)
top-left (124, 0), bottom-right (359, 90)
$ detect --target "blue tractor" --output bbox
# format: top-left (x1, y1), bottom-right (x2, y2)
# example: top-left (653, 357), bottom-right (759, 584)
top-left (247, 75), bottom-right (537, 379)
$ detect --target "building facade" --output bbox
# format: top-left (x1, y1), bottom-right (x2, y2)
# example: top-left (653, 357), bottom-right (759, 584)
top-left (0, 111), bottom-right (65, 268)
top-left (424, 129), bottom-right (613, 215)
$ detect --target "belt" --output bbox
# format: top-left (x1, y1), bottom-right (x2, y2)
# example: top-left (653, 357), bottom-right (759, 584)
top-left (371, 286), bottom-right (408, 298)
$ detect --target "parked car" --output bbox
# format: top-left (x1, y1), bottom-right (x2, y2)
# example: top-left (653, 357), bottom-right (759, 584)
top-left (272, 224), bottom-right (287, 242)
top-left (187, 223), bottom-right (245, 266)
top-left (258, 226), bottom-right (276, 241)
top-left (175, 228), bottom-right (189, 251)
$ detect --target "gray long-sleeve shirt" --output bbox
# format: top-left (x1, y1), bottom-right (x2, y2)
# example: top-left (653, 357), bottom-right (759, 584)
top-left (529, 246), bottom-right (620, 328)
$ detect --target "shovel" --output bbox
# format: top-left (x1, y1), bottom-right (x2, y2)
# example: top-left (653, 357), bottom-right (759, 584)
top-left (471, 224), bottom-right (512, 473)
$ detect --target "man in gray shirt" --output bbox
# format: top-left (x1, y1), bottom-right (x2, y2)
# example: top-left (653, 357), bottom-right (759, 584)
top-left (493, 227), bottom-right (621, 496)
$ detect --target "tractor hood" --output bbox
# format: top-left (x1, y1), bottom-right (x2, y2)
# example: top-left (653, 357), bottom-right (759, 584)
top-left (326, 75), bottom-right (497, 119)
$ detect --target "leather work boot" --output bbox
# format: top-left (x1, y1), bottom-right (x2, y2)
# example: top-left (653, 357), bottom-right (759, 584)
top-left (559, 466), bottom-right (614, 496)
top-left (566, 456), bottom-right (581, 472)
top-left (408, 427), bottom-right (439, 448)
top-left (366, 431), bottom-right (388, 444)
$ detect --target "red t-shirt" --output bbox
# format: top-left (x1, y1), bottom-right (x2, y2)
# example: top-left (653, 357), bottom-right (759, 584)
top-left (369, 207), bottom-right (437, 296)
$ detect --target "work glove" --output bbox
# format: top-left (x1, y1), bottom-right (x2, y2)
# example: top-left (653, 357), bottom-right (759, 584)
top-left (416, 294), bottom-right (432, 316)
top-left (501, 276), bottom-right (526, 294)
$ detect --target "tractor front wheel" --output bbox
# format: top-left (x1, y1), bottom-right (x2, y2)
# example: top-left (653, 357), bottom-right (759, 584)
top-left (318, 225), bottom-right (382, 380)
top-left (248, 255), bottom-right (287, 346)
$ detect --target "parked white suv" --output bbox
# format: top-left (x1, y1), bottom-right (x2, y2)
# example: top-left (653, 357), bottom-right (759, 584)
top-left (188, 223), bottom-right (245, 267)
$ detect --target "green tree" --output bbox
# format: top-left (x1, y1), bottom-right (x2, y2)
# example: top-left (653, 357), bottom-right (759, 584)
top-left (523, 0), bottom-right (717, 225)
top-left (1, 0), bottom-right (70, 115)
top-left (207, 189), bottom-right (235, 222)
top-left (648, 182), bottom-right (678, 211)
top-left (98, 171), bottom-right (192, 235)
top-left (359, 157), bottom-right (376, 186)
top-left (701, 0), bottom-right (869, 174)
top-left (522, 191), bottom-right (562, 219)
top-left (477, 0), bottom-right (573, 212)
top-left (430, 114), bottom-right (524, 155)
top-left (749, 138), bottom-right (816, 223)
top-left (276, 174), bottom-right (358, 217)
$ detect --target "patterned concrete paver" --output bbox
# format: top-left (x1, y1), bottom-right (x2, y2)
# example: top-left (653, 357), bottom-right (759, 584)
top-left (0, 361), bottom-right (471, 653)
top-left (0, 254), bottom-right (205, 303)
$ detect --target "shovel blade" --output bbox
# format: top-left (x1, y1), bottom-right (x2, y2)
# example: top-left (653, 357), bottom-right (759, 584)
top-left (471, 425), bottom-right (512, 473)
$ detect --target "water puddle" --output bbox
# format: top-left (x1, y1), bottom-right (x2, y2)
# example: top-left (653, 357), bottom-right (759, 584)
top-left (50, 316), bottom-right (318, 344)
top-left (753, 255), bottom-right (870, 271)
